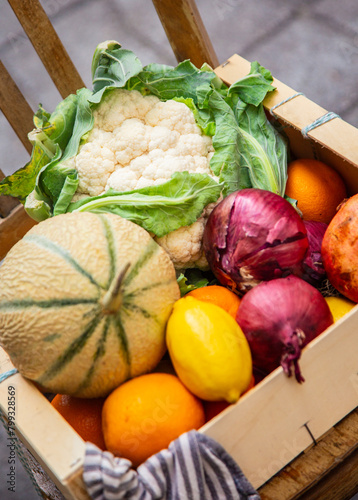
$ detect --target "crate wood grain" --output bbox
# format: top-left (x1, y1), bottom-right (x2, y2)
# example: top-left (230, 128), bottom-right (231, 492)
top-left (0, 204), bottom-right (37, 260)
top-left (0, 169), bottom-right (19, 218)
top-left (0, 348), bottom-right (90, 500)
top-left (258, 408), bottom-right (358, 500)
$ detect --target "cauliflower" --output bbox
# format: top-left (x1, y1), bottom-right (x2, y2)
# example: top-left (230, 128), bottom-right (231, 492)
top-left (67, 88), bottom-right (217, 270)
top-left (155, 202), bottom-right (217, 270)
top-left (10, 43), bottom-right (284, 279)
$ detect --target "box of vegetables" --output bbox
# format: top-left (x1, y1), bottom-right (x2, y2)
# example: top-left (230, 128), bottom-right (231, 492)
top-left (0, 42), bottom-right (357, 499)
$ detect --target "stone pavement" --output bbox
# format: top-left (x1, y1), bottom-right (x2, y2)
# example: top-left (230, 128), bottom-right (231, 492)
top-left (0, 0), bottom-right (358, 498)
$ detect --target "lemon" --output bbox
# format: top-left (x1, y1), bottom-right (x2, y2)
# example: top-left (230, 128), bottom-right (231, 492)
top-left (166, 296), bottom-right (252, 403)
top-left (325, 296), bottom-right (356, 323)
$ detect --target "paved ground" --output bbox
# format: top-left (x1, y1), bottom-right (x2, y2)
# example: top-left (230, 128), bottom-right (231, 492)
top-left (1, 0), bottom-right (358, 498)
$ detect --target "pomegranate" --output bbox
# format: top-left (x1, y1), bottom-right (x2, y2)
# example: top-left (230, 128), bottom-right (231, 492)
top-left (321, 194), bottom-right (358, 303)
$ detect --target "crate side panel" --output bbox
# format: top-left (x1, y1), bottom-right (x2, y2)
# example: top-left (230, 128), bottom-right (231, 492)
top-left (0, 204), bottom-right (37, 259)
top-left (200, 307), bottom-right (358, 489)
top-left (0, 348), bottom-right (88, 499)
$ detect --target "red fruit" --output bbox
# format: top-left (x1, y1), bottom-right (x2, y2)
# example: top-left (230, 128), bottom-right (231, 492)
top-left (203, 375), bottom-right (255, 422)
top-left (322, 194), bottom-right (358, 303)
top-left (204, 400), bottom-right (231, 422)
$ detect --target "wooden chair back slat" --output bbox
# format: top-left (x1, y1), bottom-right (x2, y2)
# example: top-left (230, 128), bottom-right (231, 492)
top-left (0, 60), bottom-right (34, 155)
top-left (152, 0), bottom-right (219, 69)
top-left (1, 0), bottom-right (219, 252)
top-left (8, 0), bottom-right (85, 98)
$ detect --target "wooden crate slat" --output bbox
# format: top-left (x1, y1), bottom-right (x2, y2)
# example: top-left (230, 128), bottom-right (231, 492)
top-left (0, 60), bottom-right (33, 154)
top-left (200, 305), bottom-right (358, 490)
top-left (0, 348), bottom-right (90, 500)
top-left (152, 0), bottom-right (219, 69)
top-left (0, 170), bottom-right (21, 219)
top-left (0, 204), bottom-right (37, 259)
top-left (258, 409), bottom-right (358, 500)
top-left (0, 196), bottom-right (20, 219)
top-left (8, 0), bottom-right (85, 98)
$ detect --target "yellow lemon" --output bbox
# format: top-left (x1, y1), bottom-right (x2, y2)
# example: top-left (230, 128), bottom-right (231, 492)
top-left (325, 296), bottom-right (356, 323)
top-left (166, 296), bottom-right (252, 403)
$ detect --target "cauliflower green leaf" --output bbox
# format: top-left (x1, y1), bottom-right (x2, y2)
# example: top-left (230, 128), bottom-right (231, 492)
top-left (90, 40), bottom-right (143, 103)
top-left (68, 171), bottom-right (223, 238)
top-left (0, 93), bottom-right (78, 201)
top-left (125, 59), bottom-right (222, 101)
top-left (1, 41), bottom-right (287, 237)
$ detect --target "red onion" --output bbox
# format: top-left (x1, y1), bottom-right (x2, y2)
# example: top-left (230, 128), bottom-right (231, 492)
top-left (294, 220), bottom-right (328, 287)
top-left (203, 188), bottom-right (309, 293)
top-left (236, 275), bottom-right (334, 382)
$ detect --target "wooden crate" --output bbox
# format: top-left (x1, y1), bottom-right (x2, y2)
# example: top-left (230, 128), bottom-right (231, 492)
top-left (1, 54), bottom-right (358, 500)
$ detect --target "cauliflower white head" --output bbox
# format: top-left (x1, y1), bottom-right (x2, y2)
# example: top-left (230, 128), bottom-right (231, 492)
top-left (69, 89), bottom-right (218, 269)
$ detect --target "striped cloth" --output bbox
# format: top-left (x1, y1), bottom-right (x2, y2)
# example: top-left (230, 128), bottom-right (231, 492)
top-left (83, 430), bottom-right (260, 500)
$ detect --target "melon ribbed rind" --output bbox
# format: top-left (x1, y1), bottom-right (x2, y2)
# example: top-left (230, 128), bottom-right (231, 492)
top-left (0, 212), bottom-right (180, 397)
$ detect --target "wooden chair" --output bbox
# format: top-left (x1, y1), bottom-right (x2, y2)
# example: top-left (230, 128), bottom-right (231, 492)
top-left (0, 0), bottom-right (218, 260)
top-left (1, 1), bottom-right (358, 499)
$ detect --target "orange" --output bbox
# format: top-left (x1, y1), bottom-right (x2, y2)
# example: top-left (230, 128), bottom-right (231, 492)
top-left (187, 285), bottom-right (241, 319)
top-left (102, 372), bottom-right (205, 467)
top-left (284, 158), bottom-right (347, 224)
top-left (51, 394), bottom-right (106, 450)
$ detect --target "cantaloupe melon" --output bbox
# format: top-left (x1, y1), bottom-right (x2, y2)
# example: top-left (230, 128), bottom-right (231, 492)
top-left (0, 212), bottom-right (180, 398)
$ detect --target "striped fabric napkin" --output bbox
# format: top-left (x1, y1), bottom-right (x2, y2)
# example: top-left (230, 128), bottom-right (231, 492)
top-left (83, 430), bottom-right (260, 500)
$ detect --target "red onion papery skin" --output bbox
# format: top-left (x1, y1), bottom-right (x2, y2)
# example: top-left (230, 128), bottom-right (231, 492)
top-left (203, 188), bottom-right (309, 293)
top-left (236, 275), bottom-right (334, 383)
top-left (293, 220), bottom-right (328, 287)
